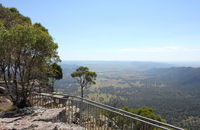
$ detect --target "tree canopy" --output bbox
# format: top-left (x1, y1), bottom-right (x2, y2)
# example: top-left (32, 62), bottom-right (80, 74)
top-left (122, 106), bottom-right (166, 123)
top-left (102, 106), bottom-right (166, 129)
top-left (48, 63), bottom-right (63, 92)
top-left (49, 63), bottom-right (63, 80)
top-left (71, 66), bottom-right (97, 97)
top-left (0, 4), bottom-right (31, 28)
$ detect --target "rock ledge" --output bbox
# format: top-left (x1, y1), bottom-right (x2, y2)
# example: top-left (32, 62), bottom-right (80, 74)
top-left (0, 107), bottom-right (84, 130)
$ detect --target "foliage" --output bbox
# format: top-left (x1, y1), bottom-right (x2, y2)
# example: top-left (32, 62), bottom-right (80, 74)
top-left (71, 66), bottom-right (97, 97)
top-left (0, 4), bottom-right (60, 108)
top-left (102, 106), bottom-right (166, 129)
top-left (49, 63), bottom-right (63, 80)
top-left (0, 4), bottom-right (31, 28)
top-left (122, 106), bottom-right (166, 123)
top-left (48, 63), bottom-right (63, 92)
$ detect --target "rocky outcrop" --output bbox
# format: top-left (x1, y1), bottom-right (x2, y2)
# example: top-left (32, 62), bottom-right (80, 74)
top-left (0, 107), bottom-right (84, 130)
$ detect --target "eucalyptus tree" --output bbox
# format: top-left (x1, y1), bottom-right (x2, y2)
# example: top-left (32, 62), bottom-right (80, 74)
top-left (71, 66), bottom-right (97, 98)
top-left (0, 5), bottom-right (61, 107)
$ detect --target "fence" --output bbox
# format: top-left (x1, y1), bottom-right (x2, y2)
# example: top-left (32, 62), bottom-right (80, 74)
top-left (30, 92), bottom-right (184, 130)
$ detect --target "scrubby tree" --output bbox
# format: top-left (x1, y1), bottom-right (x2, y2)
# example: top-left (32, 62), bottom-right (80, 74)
top-left (102, 106), bottom-right (166, 129)
top-left (71, 66), bottom-right (97, 98)
top-left (122, 106), bottom-right (166, 122)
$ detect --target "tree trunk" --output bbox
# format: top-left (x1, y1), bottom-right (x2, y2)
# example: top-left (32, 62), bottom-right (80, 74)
top-left (51, 80), bottom-right (54, 93)
top-left (16, 97), bottom-right (30, 108)
top-left (81, 86), bottom-right (83, 98)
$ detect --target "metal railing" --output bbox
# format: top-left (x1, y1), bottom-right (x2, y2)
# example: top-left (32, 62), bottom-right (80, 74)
top-left (30, 92), bottom-right (184, 130)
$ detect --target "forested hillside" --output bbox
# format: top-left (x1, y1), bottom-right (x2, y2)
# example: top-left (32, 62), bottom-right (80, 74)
top-left (55, 61), bottom-right (200, 129)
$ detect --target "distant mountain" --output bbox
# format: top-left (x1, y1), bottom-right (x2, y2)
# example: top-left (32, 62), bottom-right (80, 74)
top-left (61, 61), bottom-right (173, 72)
top-left (147, 67), bottom-right (200, 89)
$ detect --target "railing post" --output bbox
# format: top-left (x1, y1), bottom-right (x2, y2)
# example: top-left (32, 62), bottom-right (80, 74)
top-left (79, 97), bottom-right (83, 126)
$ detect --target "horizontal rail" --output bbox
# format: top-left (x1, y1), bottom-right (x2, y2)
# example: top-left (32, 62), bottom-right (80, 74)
top-left (83, 100), bottom-right (169, 130)
top-left (32, 92), bottom-right (184, 130)
top-left (54, 93), bottom-right (183, 130)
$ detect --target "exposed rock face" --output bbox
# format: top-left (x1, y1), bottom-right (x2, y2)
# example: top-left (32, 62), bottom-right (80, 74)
top-left (0, 107), bottom-right (84, 130)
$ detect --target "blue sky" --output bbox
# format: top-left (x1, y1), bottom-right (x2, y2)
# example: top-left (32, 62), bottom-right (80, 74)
top-left (1, 0), bottom-right (200, 61)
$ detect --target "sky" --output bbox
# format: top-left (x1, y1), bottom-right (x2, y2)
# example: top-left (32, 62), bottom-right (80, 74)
top-left (1, 0), bottom-right (200, 62)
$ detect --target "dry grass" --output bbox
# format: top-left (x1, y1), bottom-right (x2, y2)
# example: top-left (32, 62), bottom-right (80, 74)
top-left (0, 96), bottom-right (16, 112)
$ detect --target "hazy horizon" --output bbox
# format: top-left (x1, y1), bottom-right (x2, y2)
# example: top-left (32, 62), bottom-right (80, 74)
top-left (61, 60), bottom-right (200, 68)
